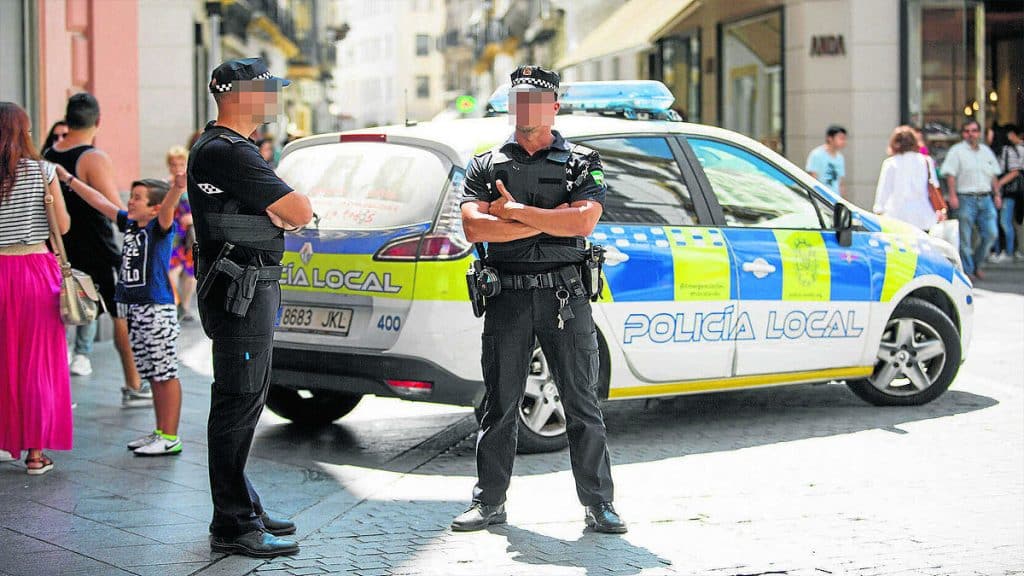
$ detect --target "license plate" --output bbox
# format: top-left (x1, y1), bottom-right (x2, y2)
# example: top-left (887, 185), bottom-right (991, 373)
top-left (276, 306), bottom-right (353, 336)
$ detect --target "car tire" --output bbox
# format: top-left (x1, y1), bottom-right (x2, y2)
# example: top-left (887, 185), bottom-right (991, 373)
top-left (847, 297), bottom-right (961, 406)
top-left (474, 335), bottom-right (610, 455)
top-left (265, 386), bottom-right (363, 426)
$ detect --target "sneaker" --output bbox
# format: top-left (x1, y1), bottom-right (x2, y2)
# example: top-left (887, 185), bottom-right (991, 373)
top-left (121, 385), bottom-right (153, 408)
top-left (69, 354), bottom-right (93, 376)
top-left (1015, 250), bottom-right (1024, 262)
top-left (133, 436), bottom-right (182, 456)
top-left (127, 431), bottom-right (162, 450)
top-left (0, 449), bottom-right (17, 462)
top-left (991, 252), bottom-right (1011, 264)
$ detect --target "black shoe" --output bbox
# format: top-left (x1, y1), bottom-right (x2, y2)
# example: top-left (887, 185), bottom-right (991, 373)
top-left (451, 502), bottom-right (507, 532)
top-left (585, 502), bottom-right (627, 534)
top-left (210, 530), bottom-right (299, 558)
top-left (260, 513), bottom-right (296, 536)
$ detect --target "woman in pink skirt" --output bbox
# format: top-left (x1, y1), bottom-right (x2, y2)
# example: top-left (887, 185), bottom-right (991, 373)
top-left (0, 102), bottom-right (72, 475)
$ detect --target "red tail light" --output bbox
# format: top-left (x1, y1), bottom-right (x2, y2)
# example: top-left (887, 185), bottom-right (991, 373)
top-left (386, 379), bottom-right (433, 398)
top-left (339, 133), bottom-right (387, 143)
top-left (375, 234), bottom-right (471, 261)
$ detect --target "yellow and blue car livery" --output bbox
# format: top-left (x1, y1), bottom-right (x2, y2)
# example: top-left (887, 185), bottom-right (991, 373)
top-left (270, 88), bottom-right (971, 416)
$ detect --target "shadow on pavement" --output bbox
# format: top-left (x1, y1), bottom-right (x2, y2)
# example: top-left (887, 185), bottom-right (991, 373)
top-left (494, 524), bottom-right (672, 576)
top-left (255, 383), bottom-right (997, 476)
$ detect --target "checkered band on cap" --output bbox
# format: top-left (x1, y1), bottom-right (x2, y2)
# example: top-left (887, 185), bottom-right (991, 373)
top-left (209, 71), bottom-right (273, 93)
top-left (512, 77), bottom-right (557, 91)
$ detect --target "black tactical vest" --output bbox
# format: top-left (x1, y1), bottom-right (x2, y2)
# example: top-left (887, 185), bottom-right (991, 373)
top-left (484, 143), bottom-right (589, 267)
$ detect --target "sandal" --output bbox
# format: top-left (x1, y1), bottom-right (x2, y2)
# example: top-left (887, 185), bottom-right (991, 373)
top-left (25, 454), bottom-right (54, 476)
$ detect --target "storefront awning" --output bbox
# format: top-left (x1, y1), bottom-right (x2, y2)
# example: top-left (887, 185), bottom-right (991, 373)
top-left (555, 0), bottom-right (698, 70)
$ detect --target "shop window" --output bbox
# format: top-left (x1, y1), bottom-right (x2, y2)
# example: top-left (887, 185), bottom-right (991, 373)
top-left (658, 33), bottom-right (701, 123)
top-left (416, 76), bottom-right (430, 99)
top-left (720, 10), bottom-right (784, 153)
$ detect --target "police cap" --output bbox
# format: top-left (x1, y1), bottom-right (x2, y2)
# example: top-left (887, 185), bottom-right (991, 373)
top-left (209, 57), bottom-right (291, 94)
top-left (510, 65), bottom-right (559, 93)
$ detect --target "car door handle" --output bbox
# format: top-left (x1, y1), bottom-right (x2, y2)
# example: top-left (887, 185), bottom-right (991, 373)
top-left (742, 258), bottom-right (776, 279)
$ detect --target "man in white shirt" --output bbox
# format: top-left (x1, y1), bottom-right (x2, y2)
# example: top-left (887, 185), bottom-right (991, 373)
top-left (940, 120), bottom-right (1002, 279)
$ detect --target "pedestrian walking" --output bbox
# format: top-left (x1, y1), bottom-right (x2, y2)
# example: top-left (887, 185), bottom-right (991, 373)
top-left (806, 125), bottom-right (848, 197)
top-left (189, 58), bottom-right (312, 558)
top-left (166, 146), bottom-right (197, 321)
top-left (454, 65), bottom-right (625, 534)
top-left (941, 119), bottom-right (1002, 279)
top-left (39, 120), bottom-right (68, 155)
top-left (0, 102), bottom-right (73, 475)
top-left (873, 125), bottom-right (945, 232)
top-left (44, 93), bottom-right (148, 405)
top-left (995, 124), bottom-right (1023, 261)
top-left (257, 138), bottom-right (276, 167)
top-left (57, 167), bottom-right (187, 457)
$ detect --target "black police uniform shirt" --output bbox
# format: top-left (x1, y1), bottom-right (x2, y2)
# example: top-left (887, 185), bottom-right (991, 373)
top-left (460, 130), bottom-right (607, 273)
top-left (188, 122), bottom-right (293, 269)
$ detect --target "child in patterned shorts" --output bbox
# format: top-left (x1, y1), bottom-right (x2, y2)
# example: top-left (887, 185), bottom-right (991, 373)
top-left (57, 166), bottom-right (187, 456)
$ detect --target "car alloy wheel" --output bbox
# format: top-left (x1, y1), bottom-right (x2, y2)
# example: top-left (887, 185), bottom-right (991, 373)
top-left (869, 317), bottom-right (947, 396)
top-left (519, 345), bottom-right (568, 438)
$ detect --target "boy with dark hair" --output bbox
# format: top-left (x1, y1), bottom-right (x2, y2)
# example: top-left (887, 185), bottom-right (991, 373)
top-left (56, 164), bottom-right (188, 456)
top-left (46, 92), bottom-right (144, 407)
top-left (806, 124), bottom-right (848, 197)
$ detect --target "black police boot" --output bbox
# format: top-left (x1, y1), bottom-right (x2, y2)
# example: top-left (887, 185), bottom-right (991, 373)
top-left (260, 513), bottom-right (296, 536)
top-left (451, 502), bottom-right (507, 532)
top-left (585, 502), bottom-right (628, 534)
top-left (210, 529), bottom-right (299, 558)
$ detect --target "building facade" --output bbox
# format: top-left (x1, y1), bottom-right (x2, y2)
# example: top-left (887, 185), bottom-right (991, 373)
top-left (558, 0), bottom-right (1023, 210)
top-left (333, 0), bottom-right (446, 129)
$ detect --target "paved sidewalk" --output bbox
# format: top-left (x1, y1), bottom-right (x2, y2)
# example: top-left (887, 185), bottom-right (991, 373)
top-left (2, 272), bottom-right (1022, 575)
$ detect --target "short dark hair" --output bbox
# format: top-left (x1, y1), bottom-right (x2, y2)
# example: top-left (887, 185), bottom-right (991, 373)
top-left (961, 119), bottom-right (981, 132)
top-left (826, 125), bottom-right (847, 138)
top-left (1005, 124), bottom-right (1020, 136)
top-left (131, 178), bottom-right (171, 206)
top-left (65, 93), bottom-right (100, 130)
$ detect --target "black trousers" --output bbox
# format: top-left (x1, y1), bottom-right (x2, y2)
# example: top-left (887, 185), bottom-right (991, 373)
top-left (199, 280), bottom-right (280, 537)
top-left (473, 287), bottom-right (614, 507)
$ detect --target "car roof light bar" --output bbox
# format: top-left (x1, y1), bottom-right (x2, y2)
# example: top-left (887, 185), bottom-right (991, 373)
top-left (486, 80), bottom-right (681, 121)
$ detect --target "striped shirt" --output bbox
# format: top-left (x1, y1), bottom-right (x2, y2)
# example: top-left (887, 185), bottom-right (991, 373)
top-left (0, 159), bottom-right (56, 247)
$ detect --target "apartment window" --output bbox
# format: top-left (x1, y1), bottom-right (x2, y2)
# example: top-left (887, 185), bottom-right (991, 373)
top-left (416, 34), bottom-right (430, 56)
top-left (416, 76), bottom-right (430, 99)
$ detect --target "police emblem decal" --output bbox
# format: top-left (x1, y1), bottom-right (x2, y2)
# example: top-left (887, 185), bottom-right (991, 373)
top-left (300, 242), bottom-right (314, 265)
top-left (523, 67), bottom-right (532, 76)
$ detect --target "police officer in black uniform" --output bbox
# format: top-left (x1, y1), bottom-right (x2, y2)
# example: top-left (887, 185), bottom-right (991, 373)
top-left (189, 58), bottom-right (313, 558)
top-left (453, 65), bottom-right (626, 534)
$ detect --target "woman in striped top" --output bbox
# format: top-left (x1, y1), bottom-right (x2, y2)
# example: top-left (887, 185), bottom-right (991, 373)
top-left (0, 101), bottom-right (73, 475)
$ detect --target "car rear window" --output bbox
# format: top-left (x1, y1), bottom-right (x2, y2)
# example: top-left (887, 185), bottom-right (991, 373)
top-left (276, 142), bottom-right (449, 230)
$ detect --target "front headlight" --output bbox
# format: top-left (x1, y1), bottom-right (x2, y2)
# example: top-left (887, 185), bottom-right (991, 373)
top-left (929, 236), bottom-right (963, 272)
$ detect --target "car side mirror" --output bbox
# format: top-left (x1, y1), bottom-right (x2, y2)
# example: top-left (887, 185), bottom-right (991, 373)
top-left (833, 203), bottom-right (853, 247)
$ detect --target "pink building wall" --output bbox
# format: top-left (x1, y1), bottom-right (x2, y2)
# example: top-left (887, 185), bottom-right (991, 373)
top-left (37, 0), bottom-right (139, 192)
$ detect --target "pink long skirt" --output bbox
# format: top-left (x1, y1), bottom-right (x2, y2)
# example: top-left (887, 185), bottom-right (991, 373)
top-left (0, 253), bottom-right (73, 456)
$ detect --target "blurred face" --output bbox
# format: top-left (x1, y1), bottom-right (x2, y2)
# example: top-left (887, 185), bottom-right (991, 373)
top-left (127, 185), bottom-right (160, 222)
top-left (223, 80), bottom-right (282, 124)
top-left (167, 156), bottom-right (186, 175)
top-left (1008, 131), bottom-right (1021, 145)
top-left (962, 123), bottom-right (981, 146)
top-left (827, 132), bottom-right (848, 151)
top-left (259, 141), bottom-right (274, 161)
top-left (510, 90), bottom-right (558, 132)
top-left (53, 125), bottom-right (69, 141)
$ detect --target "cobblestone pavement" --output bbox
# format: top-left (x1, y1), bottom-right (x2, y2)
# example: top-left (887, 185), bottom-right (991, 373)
top-left (1, 264), bottom-right (1021, 576)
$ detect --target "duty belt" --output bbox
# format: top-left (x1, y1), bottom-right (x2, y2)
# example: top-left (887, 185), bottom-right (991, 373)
top-left (499, 265), bottom-right (578, 291)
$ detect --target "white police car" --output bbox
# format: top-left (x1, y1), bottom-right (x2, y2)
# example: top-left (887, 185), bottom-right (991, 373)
top-left (268, 81), bottom-right (973, 453)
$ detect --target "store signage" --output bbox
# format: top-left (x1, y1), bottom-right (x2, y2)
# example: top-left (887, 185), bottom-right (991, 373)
top-left (810, 35), bottom-right (846, 57)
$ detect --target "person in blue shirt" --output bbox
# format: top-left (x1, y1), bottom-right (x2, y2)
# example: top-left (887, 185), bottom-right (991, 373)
top-left (806, 125), bottom-right (848, 197)
top-left (56, 165), bottom-right (187, 456)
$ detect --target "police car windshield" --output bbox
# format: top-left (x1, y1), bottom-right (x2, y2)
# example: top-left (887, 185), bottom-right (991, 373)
top-left (276, 142), bottom-right (448, 230)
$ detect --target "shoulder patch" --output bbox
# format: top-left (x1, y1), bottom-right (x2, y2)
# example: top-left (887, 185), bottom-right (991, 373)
top-left (216, 133), bottom-right (247, 145)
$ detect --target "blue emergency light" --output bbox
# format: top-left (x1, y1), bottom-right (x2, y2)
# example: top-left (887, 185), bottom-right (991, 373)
top-left (487, 80), bottom-right (682, 121)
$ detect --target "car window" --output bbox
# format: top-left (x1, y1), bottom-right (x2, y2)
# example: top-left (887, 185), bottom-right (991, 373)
top-left (581, 137), bottom-right (697, 225)
top-left (276, 142), bottom-right (449, 230)
top-left (688, 138), bottom-right (822, 229)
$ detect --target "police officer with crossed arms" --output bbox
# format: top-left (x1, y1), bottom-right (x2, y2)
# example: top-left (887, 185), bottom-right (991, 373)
top-left (189, 58), bottom-right (313, 558)
top-left (453, 65), bottom-right (626, 534)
